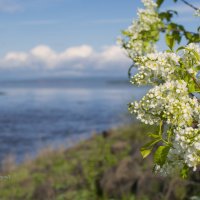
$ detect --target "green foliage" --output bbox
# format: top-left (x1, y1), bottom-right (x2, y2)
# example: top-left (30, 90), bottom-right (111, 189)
top-left (156, 0), bottom-right (164, 8)
top-left (165, 33), bottom-right (175, 50)
top-left (180, 164), bottom-right (189, 179)
top-left (159, 10), bottom-right (177, 22)
top-left (140, 137), bottom-right (161, 158)
top-left (1, 124), bottom-right (200, 199)
top-left (0, 123), bottom-right (151, 200)
top-left (157, 1), bottom-right (200, 48)
top-left (154, 146), bottom-right (170, 166)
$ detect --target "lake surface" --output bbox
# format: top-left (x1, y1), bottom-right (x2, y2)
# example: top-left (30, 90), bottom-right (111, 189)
top-left (0, 78), bottom-right (148, 162)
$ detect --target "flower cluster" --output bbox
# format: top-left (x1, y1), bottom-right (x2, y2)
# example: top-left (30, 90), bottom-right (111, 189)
top-left (156, 126), bottom-right (200, 175)
top-left (127, 40), bottom-right (200, 175)
top-left (121, 0), bottom-right (200, 177)
top-left (130, 52), bottom-right (180, 85)
top-left (129, 80), bottom-right (199, 127)
top-left (130, 43), bottom-right (200, 86)
top-left (120, 0), bottom-right (163, 59)
top-left (175, 127), bottom-right (200, 170)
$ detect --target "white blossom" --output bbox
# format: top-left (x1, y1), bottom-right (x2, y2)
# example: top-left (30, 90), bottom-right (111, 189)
top-left (129, 80), bottom-right (200, 126)
top-left (122, 0), bottom-right (200, 176)
top-left (128, 43), bottom-right (200, 175)
top-left (120, 0), bottom-right (163, 59)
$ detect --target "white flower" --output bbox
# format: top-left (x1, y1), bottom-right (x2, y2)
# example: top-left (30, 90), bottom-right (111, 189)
top-left (121, 0), bottom-right (163, 59)
top-left (195, 9), bottom-right (200, 17)
top-left (129, 80), bottom-right (199, 126)
top-left (121, 0), bottom-right (200, 176)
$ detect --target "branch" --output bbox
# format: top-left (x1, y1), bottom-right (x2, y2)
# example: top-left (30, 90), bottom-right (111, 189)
top-left (180, 0), bottom-right (199, 11)
top-left (160, 26), bottom-right (198, 37)
top-left (187, 71), bottom-right (200, 91)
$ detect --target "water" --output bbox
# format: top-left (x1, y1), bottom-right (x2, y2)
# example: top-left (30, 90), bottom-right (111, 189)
top-left (0, 78), bottom-right (148, 162)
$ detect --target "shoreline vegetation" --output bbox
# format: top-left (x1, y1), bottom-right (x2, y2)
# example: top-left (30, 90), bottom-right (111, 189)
top-left (0, 123), bottom-right (200, 200)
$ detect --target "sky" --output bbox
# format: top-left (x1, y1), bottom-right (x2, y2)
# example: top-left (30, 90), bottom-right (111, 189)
top-left (0, 0), bottom-right (199, 80)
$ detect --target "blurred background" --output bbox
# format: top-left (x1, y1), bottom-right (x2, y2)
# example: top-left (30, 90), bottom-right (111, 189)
top-left (0, 0), bottom-right (198, 162)
top-left (0, 0), bottom-right (199, 199)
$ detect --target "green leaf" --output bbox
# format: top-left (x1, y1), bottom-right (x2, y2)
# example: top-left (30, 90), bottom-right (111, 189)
top-left (140, 148), bottom-right (152, 159)
top-left (168, 22), bottom-right (177, 30)
top-left (176, 46), bottom-right (185, 52)
top-left (186, 48), bottom-right (200, 61)
top-left (154, 146), bottom-right (170, 166)
top-left (168, 10), bottom-right (178, 16)
top-left (121, 30), bottom-right (132, 37)
top-left (142, 139), bottom-right (161, 149)
top-left (180, 164), bottom-right (189, 179)
top-left (159, 10), bottom-right (177, 22)
top-left (185, 32), bottom-right (200, 43)
top-left (166, 49), bottom-right (173, 53)
top-left (185, 32), bottom-right (193, 40)
top-left (140, 139), bottom-right (161, 158)
top-left (183, 74), bottom-right (189, 83)
top-left (188, 82), bottom-right (196, 93)
top-left (195, 65), bottom-right (200, 71)
top-left (172, 31), bottom-right (181, 44)
top-left (178, 25), bottom-right (185, 32)
top-left (159, 12), bottom-right (172, 22)
top-left (156, 0), bottom-right (164, 8)
top-left (165, 34), bottom-right (175, 50)
top-left (148, 133), bottom-right (161, 139)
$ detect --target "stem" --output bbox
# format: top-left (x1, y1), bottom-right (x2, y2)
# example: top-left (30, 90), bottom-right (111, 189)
top-left (192, 77), bottom-right (200, 89)
top-left (161, 138), bottom-right (169, 145)
top-left (180, 0), bottom-right (199, 11)
top-left (159, 121), bottom-right (163, 136)
top-left (160, 27), bottom-right (197, 36)
top-left (167, 127), bottom-right (173, 143)
top-left (161, 137), bottom-right (172, 147)
top-left (192, 77), bottom-right (200, 90)
top-left (187, 71), bottom-right (200, 90)
top-left (159, 121), bottom-right (171, 146)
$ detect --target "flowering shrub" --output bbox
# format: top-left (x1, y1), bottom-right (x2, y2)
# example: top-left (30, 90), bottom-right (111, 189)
top-left (122, 0), bottom-right (200, 177)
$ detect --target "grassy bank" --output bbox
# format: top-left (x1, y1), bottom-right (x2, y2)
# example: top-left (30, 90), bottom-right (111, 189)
top-left (0, 123), bottom-right (200, 200)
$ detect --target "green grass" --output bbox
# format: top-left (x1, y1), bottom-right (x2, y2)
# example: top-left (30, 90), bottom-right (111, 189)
top-left (0, 123), bottom-right (199, 200)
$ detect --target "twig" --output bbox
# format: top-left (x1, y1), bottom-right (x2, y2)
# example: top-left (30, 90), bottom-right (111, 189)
top-left (186, 71), bottom-right (200, 91)
top-left (180, 0), bottom-right (199, 11)
top-left (160, 27), bottom-right (198, 36)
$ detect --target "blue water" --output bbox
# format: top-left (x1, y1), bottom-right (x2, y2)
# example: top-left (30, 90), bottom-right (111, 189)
top-left (0, 78), bottom-right (148, 162)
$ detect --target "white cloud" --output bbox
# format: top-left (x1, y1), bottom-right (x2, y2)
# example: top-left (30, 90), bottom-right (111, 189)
top-left (0, 44), bottom-right (130, 75)
top-left (60, 45), bottom-right (93, 60)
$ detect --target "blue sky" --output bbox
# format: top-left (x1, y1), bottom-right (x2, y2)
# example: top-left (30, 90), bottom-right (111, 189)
top-left (0, 0), bottom-right (199, 80)
top-left (0, 0), bottom-right (138, 55)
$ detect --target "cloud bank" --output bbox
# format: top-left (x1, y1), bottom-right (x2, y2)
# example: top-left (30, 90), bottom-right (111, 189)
top-left (0, 44), bottom-right (130, 78)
